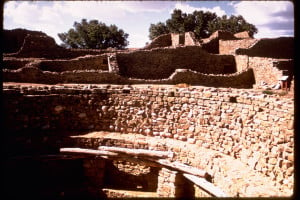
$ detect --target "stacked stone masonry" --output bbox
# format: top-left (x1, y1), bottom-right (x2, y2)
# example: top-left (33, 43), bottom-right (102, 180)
top-left (3, 84), bottom-right (294, 197)
top-left (219, 39), bottom-right (258, 55)
top-left (116, 46), bottom-right (236, 79)
top-left (2, 28), bottom-right (294, 198)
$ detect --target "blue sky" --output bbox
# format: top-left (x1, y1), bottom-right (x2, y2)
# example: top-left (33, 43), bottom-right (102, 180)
top-left (4, 1), bottom-right (294, 48)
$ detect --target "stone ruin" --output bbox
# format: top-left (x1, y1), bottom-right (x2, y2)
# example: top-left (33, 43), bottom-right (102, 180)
top-left (2, 28), bottom-right (294, 199)
top-left (3, 28), bottom-right (294, 90)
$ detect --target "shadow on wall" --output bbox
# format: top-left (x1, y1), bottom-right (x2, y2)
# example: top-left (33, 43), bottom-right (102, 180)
top-left (2, 157), bottom-right (107, 199)
top-left (3, 28), bottom-right (48, 53)
top-left (104, 160), bottom-right (159, 192)
top-left (236, 37), bottom-right (294, 59)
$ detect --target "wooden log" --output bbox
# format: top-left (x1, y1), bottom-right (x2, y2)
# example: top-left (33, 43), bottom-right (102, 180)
top-left (60, 147), bottom-right (165, 167)
top-left (150, 158), bottom-right (212, 180)
top-left (60, 148), bottom-right (212, 182)
top-left (183, 173), bottom-right (227, 197)
top-left (60, 148), bottom-right (119, 156)
top-left (98, 146), bottom-right (174, 158)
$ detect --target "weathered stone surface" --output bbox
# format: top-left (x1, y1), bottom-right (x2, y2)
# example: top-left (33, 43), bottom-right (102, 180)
top-left (3, 83), bottom-right (294, 197)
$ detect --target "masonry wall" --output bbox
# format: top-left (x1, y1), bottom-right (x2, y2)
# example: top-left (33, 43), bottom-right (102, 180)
top-left (235, 55), bottom-right (294, 85)
top-left (3, 58), bottom-right (33, 70)
top-left (219, 39), bottom-right (258, 55)
top-left (236, 37), bottom-right (294, 59)
top-left (39, 55), bottom-right (109, 72)
top-left (3, 84), bottom-right (294, 197)
top-left (3, 28), bottom-right (48, 53)
top-left (184, 32), bottom-right (199, 46)
top-left (144, 34), bottom-right (172, 49)
top-left (4, 31), bottom-right (114, 59)
top-left (117, 46), bottom-right (236, 79)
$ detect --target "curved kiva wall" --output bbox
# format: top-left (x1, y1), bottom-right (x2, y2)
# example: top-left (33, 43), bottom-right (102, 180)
top-left (3, 84), bottom-right (294, 197)
top-left (116, 46), bottom-right (236, 79)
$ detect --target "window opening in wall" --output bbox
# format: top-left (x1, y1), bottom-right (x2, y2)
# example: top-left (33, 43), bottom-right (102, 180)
top-left (229, 96), bottom-right (237, 103)
top-left (179, 34), bottom-right (185, 45)
top-left (103, 58), bottom-right (108, 65)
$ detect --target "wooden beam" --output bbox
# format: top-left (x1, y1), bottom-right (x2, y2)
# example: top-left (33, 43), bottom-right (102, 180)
top-left (98, 146), bottom-right (174, 158)
top-left (183, 173), bottom-right (227, 197)
top-left (60, 147), bottom-right (212, 181)
top-left (60, 147), bottom-right (119, 156)
top-left (150, 159), bottom-right (212, 180)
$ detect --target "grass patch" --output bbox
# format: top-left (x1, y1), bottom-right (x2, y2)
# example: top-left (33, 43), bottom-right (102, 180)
top-left (262, 90), bottom-right (275, 95)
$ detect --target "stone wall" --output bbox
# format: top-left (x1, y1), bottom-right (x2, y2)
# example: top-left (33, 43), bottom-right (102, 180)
top-left (144, 32), bottom-right (199, 50)
top-left (3, 28), bottom-right (48, 53)
top-left (39, 55), bottom-right (109, 72)
top-left (184, 32), bottom-right (200, 46)
top-left (117, 46), bottom-right (236, 79)
top-left (200, 30), bottom-right (237, 54)
top-left (3, 84), bottom-right (294, 197)
top-left (234, 31), bottom-right (253, 39)
top-left (3, 58), bottom-right (33, 70)
top-left (143, 33), bottom-right (172, 49)
top-left (157, 168), bottom-right (194, 197)
top-left (7, 34), bottom-right (108, 59)
top-left (3, 66), bottom-right (254, 88)
top-left (236, 37), bottom-right (294, 59)
top-left (3, 29), bottom-right (117, 59)
top-left (235, 55), bottom-right (294, 86)
top-left (219, 39), bottom-right (258, 55)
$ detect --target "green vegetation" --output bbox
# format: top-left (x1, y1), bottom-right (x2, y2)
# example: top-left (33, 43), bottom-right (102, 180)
top-left (58, 19), bottom-right (129, 49)
top-left (149, 9), bottom-right (258, 40)
top-left (262, 90), bottom-right (288, 96)
top-left (262, 90), bottom-right (275, 95)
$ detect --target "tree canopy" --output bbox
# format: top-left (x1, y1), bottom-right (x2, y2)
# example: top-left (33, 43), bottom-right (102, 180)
top-left (58, 19), bottom-right (129, 49)
top-left (149, 9), bottom-right (258, 40)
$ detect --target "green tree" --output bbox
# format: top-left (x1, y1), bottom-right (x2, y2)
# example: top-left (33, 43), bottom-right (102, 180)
top-left (149, 9), bottom-right (257, 40)
top-left (208, 15), bottom-right (257, 37)
top-left (58, 19), bottom-right (129, 49)
top-left (149, 22), bottom-right (169, 40)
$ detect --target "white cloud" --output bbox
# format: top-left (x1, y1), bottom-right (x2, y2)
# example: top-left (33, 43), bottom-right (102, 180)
top-left (116, 1), bottom-right (173, 13)
top-left (173, 2), bottom-right (226, 16)
top-left (232, 1), bottom-right (294, 38)
top-left (3, 1), bottom-right (174, 47)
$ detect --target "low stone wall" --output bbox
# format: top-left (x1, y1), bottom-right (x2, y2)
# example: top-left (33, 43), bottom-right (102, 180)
top-left (3, 84), bottom-right (294, 197)
top-left (39, 55), bottom-right (109, 72)
top-left (3, 67), bottom-right (254, 88)
top-left (3, 58), bottom-right (33, 70)
top-left (117, 46), bottom-right (236, 79)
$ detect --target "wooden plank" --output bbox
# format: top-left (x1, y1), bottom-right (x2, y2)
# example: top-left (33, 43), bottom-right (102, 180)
top-left (60, 148), bottom-right (213, 182)
top-left (183, 173), bottom-right (227, 197)
top-left (150, 159), bottom-right (211, 180)
top-left (60, 147), bottom-right (119, 156)
top-left (98, 146), bottom-right (174, 158)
